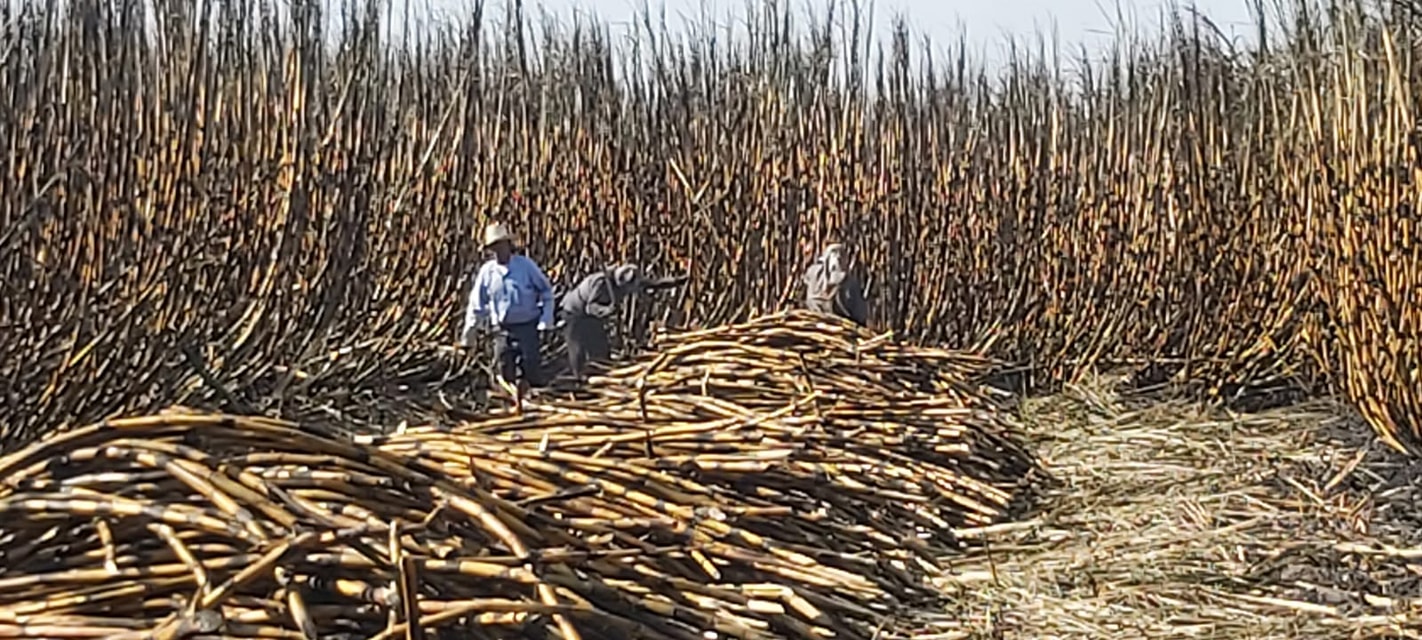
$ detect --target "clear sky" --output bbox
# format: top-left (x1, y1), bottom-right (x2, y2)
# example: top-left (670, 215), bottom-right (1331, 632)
top-left (421, 0), bottom-right (1265, 67)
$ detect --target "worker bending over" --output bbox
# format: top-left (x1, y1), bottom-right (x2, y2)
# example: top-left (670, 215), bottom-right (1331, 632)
top-left (559, 264), bottom-right (687, 381)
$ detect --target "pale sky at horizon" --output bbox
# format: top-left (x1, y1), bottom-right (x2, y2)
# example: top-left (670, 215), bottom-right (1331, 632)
top-left (421, 0), bottom-right (1268, 67)
top-left (3, 0), bottom-right (1281, 77)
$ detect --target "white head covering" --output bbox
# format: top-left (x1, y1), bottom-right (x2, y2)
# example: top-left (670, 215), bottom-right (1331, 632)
top-left (612, 265), bottom-right (641, 287)
top-left (820, 243), bottom-right (846, 274)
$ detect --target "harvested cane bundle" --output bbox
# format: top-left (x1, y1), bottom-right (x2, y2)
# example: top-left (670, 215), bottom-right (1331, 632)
top-left (0, 312), bottom-right (1040, 640)
top-left (593, 310), bottom-right (1011, 409)
top-left (371, 310), bottom-right (1041, 634)
top-left (0, 413), bottom-right (603, 640)
top-left (3, 412), bottom-right (815, 640)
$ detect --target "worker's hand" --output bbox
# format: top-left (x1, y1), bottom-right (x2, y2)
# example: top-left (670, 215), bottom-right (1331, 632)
top-left (536, 321), bottom-right (549, 332)
top-left (461, 320), bottom-right (489, 347)
top-left (587, 302), bottom-right (617, 319)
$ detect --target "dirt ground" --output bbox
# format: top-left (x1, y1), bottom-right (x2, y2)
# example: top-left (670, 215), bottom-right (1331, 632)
top-left (919, 377), bottom-right (1422, 639)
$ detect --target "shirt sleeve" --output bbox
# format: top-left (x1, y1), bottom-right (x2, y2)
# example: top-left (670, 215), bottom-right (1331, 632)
top-left (587, 277), bottom-right (616, 319)
top-left (462, 266), bottom-right (490, 345)
top-left (528, 259), bottom-right (556, 327)
top-left (644, 274), bottom-right (686, 290)
top-left (564, 273), bottom-right (603, 317)
top-left (804, 264), bottom-right (827, 301)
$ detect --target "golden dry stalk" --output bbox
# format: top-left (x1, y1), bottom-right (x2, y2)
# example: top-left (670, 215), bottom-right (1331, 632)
top-left (0, 311), bottom-right (1040, 639)
top-left (0, 0), bottom-right (1421, 453)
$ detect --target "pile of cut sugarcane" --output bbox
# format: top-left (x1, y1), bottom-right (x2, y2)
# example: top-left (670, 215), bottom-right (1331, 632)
top-left (0, 311), bottom-right (1041, 639)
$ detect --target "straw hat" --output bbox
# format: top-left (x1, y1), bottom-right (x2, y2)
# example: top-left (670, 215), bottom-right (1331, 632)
top-left (483, 222), bottom-right (514, 249)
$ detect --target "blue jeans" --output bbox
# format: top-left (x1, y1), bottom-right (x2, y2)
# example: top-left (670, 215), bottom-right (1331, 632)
top-left (493, 321), bottom-right (544, 387)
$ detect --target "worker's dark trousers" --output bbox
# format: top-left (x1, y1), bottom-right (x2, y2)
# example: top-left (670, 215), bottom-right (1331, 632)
top-left (563, 314), bottom-right (610, 381)
top-left (492, 320), bottom-right (544, 387)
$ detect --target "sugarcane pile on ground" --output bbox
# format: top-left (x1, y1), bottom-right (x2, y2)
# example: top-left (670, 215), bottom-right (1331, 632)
top-left (0, 311), bottom-right (1041, 639)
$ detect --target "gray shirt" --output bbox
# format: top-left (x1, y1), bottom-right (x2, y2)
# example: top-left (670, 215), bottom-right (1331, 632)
top-left (561, 271), bottom-right (616, 319)
top-left (560, 264), bottom-right (686, 320)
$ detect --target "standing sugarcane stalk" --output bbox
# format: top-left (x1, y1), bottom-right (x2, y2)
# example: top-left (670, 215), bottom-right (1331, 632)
top-left (5, 0), bottom-right (1422, 457)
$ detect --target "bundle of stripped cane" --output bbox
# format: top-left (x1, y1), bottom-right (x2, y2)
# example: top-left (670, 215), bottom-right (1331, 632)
top-left (370, 310), bottom-right (1042, 634)
top-left (0, 311), bottom-right (1040, 639)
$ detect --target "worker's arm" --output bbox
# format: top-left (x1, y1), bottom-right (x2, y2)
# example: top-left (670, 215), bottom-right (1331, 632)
top-left (585, 277), bottom-right (617, 319)
top-left (642, 274), bottom-right (689, 291)
top-left (462, 266), bottom-right (492, 346)
top-left (804, 264), bottom-right (837, 304)
top-left (528, 259), bottom-right (556, 330)
top-left (819, 264), bottom-right (849, 308)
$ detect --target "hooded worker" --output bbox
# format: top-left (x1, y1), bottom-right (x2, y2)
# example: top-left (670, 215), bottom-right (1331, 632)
top-left (462, 222), bottom-right (556, 389)
top-left (803, 243), bottom-right (868, 326)
top-left (559, 264), bottom-right (688, 381)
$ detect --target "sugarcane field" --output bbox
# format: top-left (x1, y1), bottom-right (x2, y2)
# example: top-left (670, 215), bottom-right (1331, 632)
top-left (6, 0), bottom-right (1422, 637)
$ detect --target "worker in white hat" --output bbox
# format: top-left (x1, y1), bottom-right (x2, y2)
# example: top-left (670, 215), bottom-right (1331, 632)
top-left (557, 264), bottom-right (689, 381)
top-left (462, 221), bottom-right (555, 392)
top-left (803, 241), bottom-right (868, 326)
